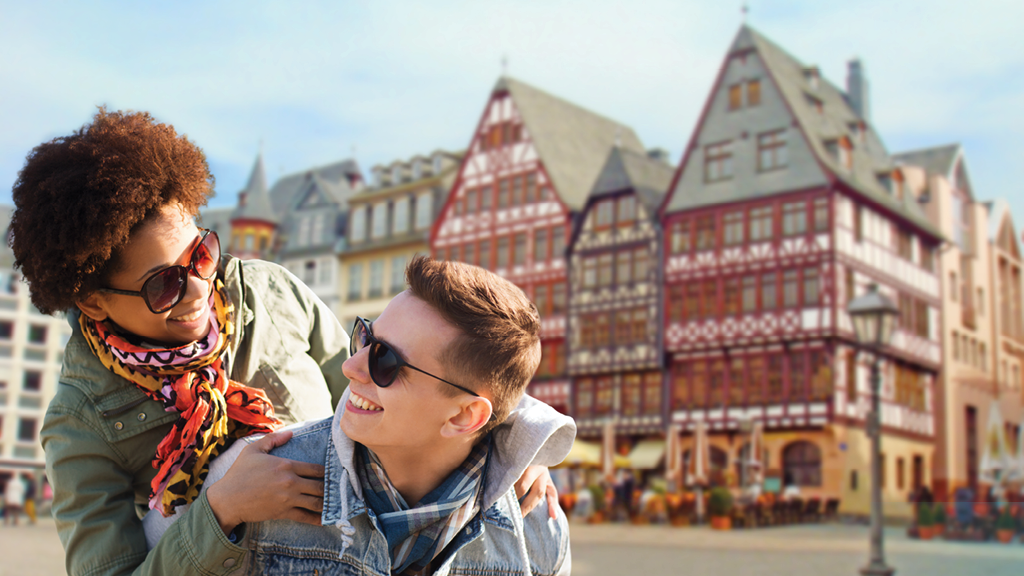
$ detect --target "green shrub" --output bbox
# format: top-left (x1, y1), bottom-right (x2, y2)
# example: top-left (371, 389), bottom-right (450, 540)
top-left (932, 503), bottom-right (947, 526)
top-left (588, 484), bottom-right (605, 512)
top-left (995, 505), bottom-right (1015, 531)
top-left (917, 502), bottom-right (934, 527)
top-left (708, 487), bottom-right (734, 517)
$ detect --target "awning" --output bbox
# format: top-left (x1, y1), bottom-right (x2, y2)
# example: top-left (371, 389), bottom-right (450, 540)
top-left (624, 440), bottom-right (666, 470)
top-left (556, 440), bottom-right (602, 468)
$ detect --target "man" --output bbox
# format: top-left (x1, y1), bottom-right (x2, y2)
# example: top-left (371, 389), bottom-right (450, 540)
top-left (145, 257), bottom-right (574, 575)
top-left (3, 474), bottom-right (25, 526)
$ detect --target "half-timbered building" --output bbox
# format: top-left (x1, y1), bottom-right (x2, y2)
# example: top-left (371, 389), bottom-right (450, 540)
top-left (567, 146), bottom-right (674, 456)
top-left (658, 26), bottom-right (944, 516)
top-left (430, 77), bottom-right (647, 413)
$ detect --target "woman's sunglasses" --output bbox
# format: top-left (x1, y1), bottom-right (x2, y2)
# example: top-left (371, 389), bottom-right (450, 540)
top-left (350, 316), bottom-right (481, 397)
top-left (100, 229), bottom-right (221, 314)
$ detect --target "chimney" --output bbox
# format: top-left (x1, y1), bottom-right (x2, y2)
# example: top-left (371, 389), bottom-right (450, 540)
top-left (847, 58), bottom-right (870, 122)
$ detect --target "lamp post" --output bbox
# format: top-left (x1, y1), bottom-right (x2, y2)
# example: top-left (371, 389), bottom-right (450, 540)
top-left (847, 283), bottom-right (899, 576)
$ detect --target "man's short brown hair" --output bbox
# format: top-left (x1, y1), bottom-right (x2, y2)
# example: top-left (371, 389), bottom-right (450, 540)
top-left (405, 256), bottom-right (541, 436)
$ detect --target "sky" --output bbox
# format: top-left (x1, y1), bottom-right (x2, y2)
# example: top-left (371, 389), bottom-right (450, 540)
top-left (1, 0), bottom-right (1022, 222)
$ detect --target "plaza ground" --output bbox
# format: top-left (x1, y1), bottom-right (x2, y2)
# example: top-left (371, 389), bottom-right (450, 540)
top-left (2, 515), bottom-right (1023, 575)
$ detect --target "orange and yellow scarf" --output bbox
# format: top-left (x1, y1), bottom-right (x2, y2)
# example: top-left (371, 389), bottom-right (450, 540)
top-left (79, 280), bottom-right (282, 516)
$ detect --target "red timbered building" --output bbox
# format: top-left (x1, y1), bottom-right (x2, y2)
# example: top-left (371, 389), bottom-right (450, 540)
top-left (567, 147), bottom-right (674, 449)
top-left (430, 77), bottom-right (646, 413)
top-left (658, 26), bottom-right (943, 515)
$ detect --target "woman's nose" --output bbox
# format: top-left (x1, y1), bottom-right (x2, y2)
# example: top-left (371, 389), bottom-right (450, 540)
top-left (341, 345), bottom-right (371, 383)
top-left (183, 269), bottom-right (212, 302)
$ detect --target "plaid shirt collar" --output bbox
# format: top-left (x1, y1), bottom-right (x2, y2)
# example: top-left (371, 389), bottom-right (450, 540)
top-left (356, 437), bottom-right (491, 575)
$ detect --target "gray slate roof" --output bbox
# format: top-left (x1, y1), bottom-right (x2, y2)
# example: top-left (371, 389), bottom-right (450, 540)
top-left (499, 77), bottom-right (646, 211)
top-left (268, 158), bottom-right (361, 214)
top-left (590, 146), bottom-right (674, 215)
top-left (198, 207), bottom-right (234, 243)
top-left (232, 154), bottom-right (277, 224)
top-left (892, 144), bottom-right (961, 181)
top-left (665, 26), bottom-right (940, 239)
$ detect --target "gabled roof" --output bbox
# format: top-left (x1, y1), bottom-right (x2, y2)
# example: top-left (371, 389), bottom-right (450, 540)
top-left (663, 26), bottom-right (940, 239)
top-left (892, 144), bottom-right (961, 181)
top-left (232, 154), bottom-right (277, 224)
top-left (590, 146), bottom-right (674, 215)
top-left (497, 77), bottom-right (646, 211)
top-left (985, 199), bottom-right (1022, 257)
top-left (268, 158), bottom-right (361, 214)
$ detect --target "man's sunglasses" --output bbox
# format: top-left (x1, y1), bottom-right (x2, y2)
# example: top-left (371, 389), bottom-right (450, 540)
top-left (99, 229), bottom-right (221, 314)
top-left (350, 316), bottom-right (481, 398)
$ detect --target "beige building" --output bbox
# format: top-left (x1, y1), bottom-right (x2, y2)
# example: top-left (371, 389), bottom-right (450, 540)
top-left (896, 144), bottom-right (1024, 499)
top-left (339, 151), bottom-right (462, 329)
top-left (0, 206), bottom-right (73, 490)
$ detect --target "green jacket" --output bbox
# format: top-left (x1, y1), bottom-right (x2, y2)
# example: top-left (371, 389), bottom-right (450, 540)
top-left (42, 256), bottom-right (350, 576)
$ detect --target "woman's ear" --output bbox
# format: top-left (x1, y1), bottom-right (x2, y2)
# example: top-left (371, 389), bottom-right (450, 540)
top-left (76, 293), bottom-right (110, 322)
top-left (441, 397), bottom-right (493, 439)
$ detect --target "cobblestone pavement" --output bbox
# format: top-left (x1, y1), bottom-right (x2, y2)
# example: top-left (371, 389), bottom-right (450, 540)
top-left (3, 515), bottom-right (1024, 575)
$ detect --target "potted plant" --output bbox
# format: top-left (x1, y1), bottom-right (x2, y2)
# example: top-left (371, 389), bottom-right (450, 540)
top-left (916, 502), bottom-right (935, 540)
top-left (932, 502), bottom-right (947, 537)
top-left (708, 487), bottom-right (734, 530)
top-left (995, 505), bottom-right (1015, 544)
top-left (587, 484), bottom-right (606, 524)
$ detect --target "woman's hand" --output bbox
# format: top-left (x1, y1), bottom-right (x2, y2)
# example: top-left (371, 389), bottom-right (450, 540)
top-left (206, 430), bottom-right (325, 535)
top-left (514, 465), bottom-right (559, 519)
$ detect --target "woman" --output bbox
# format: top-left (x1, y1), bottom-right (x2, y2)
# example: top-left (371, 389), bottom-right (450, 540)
top-left (13, 109), bottom-right (555, 575)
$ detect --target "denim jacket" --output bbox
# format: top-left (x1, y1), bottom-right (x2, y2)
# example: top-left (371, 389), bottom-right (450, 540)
top-left (160, 390), bottom-right (575, 576)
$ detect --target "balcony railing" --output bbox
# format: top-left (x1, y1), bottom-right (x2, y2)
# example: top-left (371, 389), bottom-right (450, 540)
top-left (962, 305), bottom-right (977, 330)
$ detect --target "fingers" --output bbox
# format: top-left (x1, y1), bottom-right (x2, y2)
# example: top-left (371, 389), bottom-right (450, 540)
top-left (296, 494), bottom-right (325, 513)
top-left (520, 476), bottom-right (545, 517)
top-left (546, 483), bottom-right (559, 520)
top-left (514, 466), bottom-right (544, 499)
top-left (290, 460), bottom-right (326, 480)
top-left (286, 507), bottom-right (325, 526)
top-left (295, 477), bottom-right (325, 498)
top-left (252, 430), bottom-right (294, 453)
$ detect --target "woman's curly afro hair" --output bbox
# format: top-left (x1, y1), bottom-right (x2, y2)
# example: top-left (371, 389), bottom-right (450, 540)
top-left (10, 108), bottom-right (214, 314)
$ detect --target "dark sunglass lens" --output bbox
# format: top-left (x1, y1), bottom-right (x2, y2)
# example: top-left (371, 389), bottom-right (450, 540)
top-left (145, 268), bottom-right (188, 312)
top-left (194, 233), bottom-right (220, 279)
top-left (369, 343), bottom-right (400, 387)
top-left (351, 320), bottom-right (368, 353)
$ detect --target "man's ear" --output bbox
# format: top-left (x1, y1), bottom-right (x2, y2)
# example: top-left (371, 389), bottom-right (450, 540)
top-left (76, 293), bottom-right (110, 322)
top-left (441, 397), bottom-right (493, 439)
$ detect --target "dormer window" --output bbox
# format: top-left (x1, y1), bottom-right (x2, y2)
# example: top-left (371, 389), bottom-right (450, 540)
top-left (372, 168), bottom-right (384, 188)
top-left (849, 121), bottom-right (867, 143)
top-left (805, 93), bottom-right (824, 114)
top-left (411, 160), bottom-right (422, 181)
top-left (893, 169), bottom-right (905, 200)
top-left (803, 67), bottom-right (820, 90)
top-left (433, 154), bottom-right (443, 174)
top-left (391, 166), bottom-right (402, 184)
top-left (825, 137), bottom-right (853, 170)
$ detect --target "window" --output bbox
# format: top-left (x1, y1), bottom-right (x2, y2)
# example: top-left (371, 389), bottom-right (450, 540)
top-left (347, 264), bottom-right (363, 300)
top-left (709, 360), bottom-right (725, 406)
top-left (597, 254), bottom-right (614, 287)
top-left (583, 257), bottom-right (597, 288)
top-left (575, 379), bottom-right (594, 417)
top-left (949, 272), bottom-right (957, 302)
top-left (318, 258), bottom-right (333, 286)
top-left (465, 190), bottom-right (478, 214)
top-left (748, 357), bottom-right (765, 404)
top-left (761, 273), bottom-right (777, 310)
top-left (813, 198), bottom-right (828, 231)
top-left (496, 236), bottom-right (509, 268)
top-left (757, 129), bottom-right (787, 171)
top-left (303, 260), bottom-right (316, 285)
top-left (914, 300), bottom-right (930, 338)
top-left (691, 361), bottom-right (708, 407)
top-left (28, 325), bottom-right (47, 345)
top-left (810, 350), bottom-right (832, 400)
top-left (390, 256), bottom-right (406, 294)
top-left (977, 288), bottom-right (985, 316)
top-left (783, 270), bottom-right (799, 307)
top-left (617, 196), bottom-right (636, 226)
top-left (782, 201), bottom-right (807, 236)
top-left (350, 206), bottom-right (367, 242)
top-left (368, 259), bottom-right (384, 298)
top-left (728, 84), bottom-right (742, 110)
top-left (389, 197), bottom-right (409, 235)
top-left (896, 457), bottom-right (906, 491)
top-left (695, 215), bottom-right (716, 250)
top-left (595, 314), bottom-right (611, 346)
top-left (896, 229), bottom-right (912, 260)
top-left (723, 211), bottom-right (744, 246)
top-left (552, 227), bottom-right (566, 260)
top-left (23, 371), bottom-right (42, 392)
top-left (622, 374), bottom-right (642, 417)
top-left (0, 321), bottom-right (12, 339)
top-left (728, 358), bottom-right (745, 405)
top-left (480, 185), bottom-right (492, 211)
top-left (684, 284), bottom-right (700, 320)
top-left (391, 165), bottom-right (403, 184)
top-left (415, 193), bottom-right (432, 230)
top-left (615, 310), bottom-right (632, 345)
top-left (632, 248), bottom-right (648, 282)
top-left (463, 243), bottom-right (476, 267)
top-left (525, 174), bottom-right (538, 203)
top-left (704, 141), bottom-right (734, 182)
top-left (768, 355), bottom-right (784, 402)
top-left (724, 278), bottom-right (740, 316)
top-left (790, 352), bottom-right (807, 400)
top-left (371, 203), bottom-right (388, 239)
top-left (783, 441), bottom-right (822, 486)
top-left (671, 220), bottom-right (692, 253)
top-left (498, 179), bottom-right (510, 208)
top-left (668, 285), bottom-right (684, 321)
top-left (595, 377), bottom-right (614, 415)
top-left (749, 206), bottom-right (773, 242)
top-left (854, 205), bottom-right (864, 242)
top-left (534, 229), bottom-right (549, 262)
top-left (616, 251), bottom-right (632, 285)
top-left (846, 350), bottom-right (857, 402)
top-left (921, 246), bottom-right (935, 272)
top-left (18, 418), bottom-right (37, 442)
top-left (742, 276), bottom-right (756, 312)
top-left (632, 308), bottom-right (647, 343)
top-left (846, 268), bottom-right (856, 304)
top-left (701, 280), bottom-right (718, 319)
top-left (513, 233), bottom-right (527, 266)
top-left (512, 175), bottom-right (525, 206)
top-left (803, 268), bottom-right (820, 306)
top-left (643, 372), bottom-right (661, 415)
top-left (594, 200), bottom-right (614, 229)
top-left (478, 240), bottom-right (490, 268)
top-left (534, 284), bottom-right (549, 317)
top-left (747, 79), bottom-right (761, 106)
top-left (552, 283), bottom-right (567, 314)
top-left (673, 366), bottom-right (691, 410)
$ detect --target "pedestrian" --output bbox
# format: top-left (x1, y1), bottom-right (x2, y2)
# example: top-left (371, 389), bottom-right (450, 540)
top-left (13, 109), bottom-right (560, 575)
top-left (4, 475), bottom-right (25, 526)
top-left (24, 474), bottom-right (37, 525)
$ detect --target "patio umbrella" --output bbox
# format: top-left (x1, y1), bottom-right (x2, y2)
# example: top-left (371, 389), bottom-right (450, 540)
top-left (1012, 423), bottom-right (1024, 483)
top-left (746, 421), bottom-right (765, 486)
top-left (665, 423), bottom-right (683, 490)
top-left (979, 399), bottom-right (1011, 485)
top-left (602, 420), bottom-right (616, 480)
top-left (686, 421), bottom-right (709, 487)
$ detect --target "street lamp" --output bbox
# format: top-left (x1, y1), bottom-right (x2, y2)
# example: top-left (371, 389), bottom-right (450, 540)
top-left (847, 283), bottom-right (899, 576)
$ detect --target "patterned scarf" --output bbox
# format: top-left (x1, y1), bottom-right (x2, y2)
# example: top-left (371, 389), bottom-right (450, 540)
top-left (79, 280), bottom-right (282, 516)
top-left (357, 438), bottom-right (490, 575)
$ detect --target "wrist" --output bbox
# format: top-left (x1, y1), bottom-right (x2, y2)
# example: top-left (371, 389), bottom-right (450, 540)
top-left (205, 483), bottom-right (239, 536)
